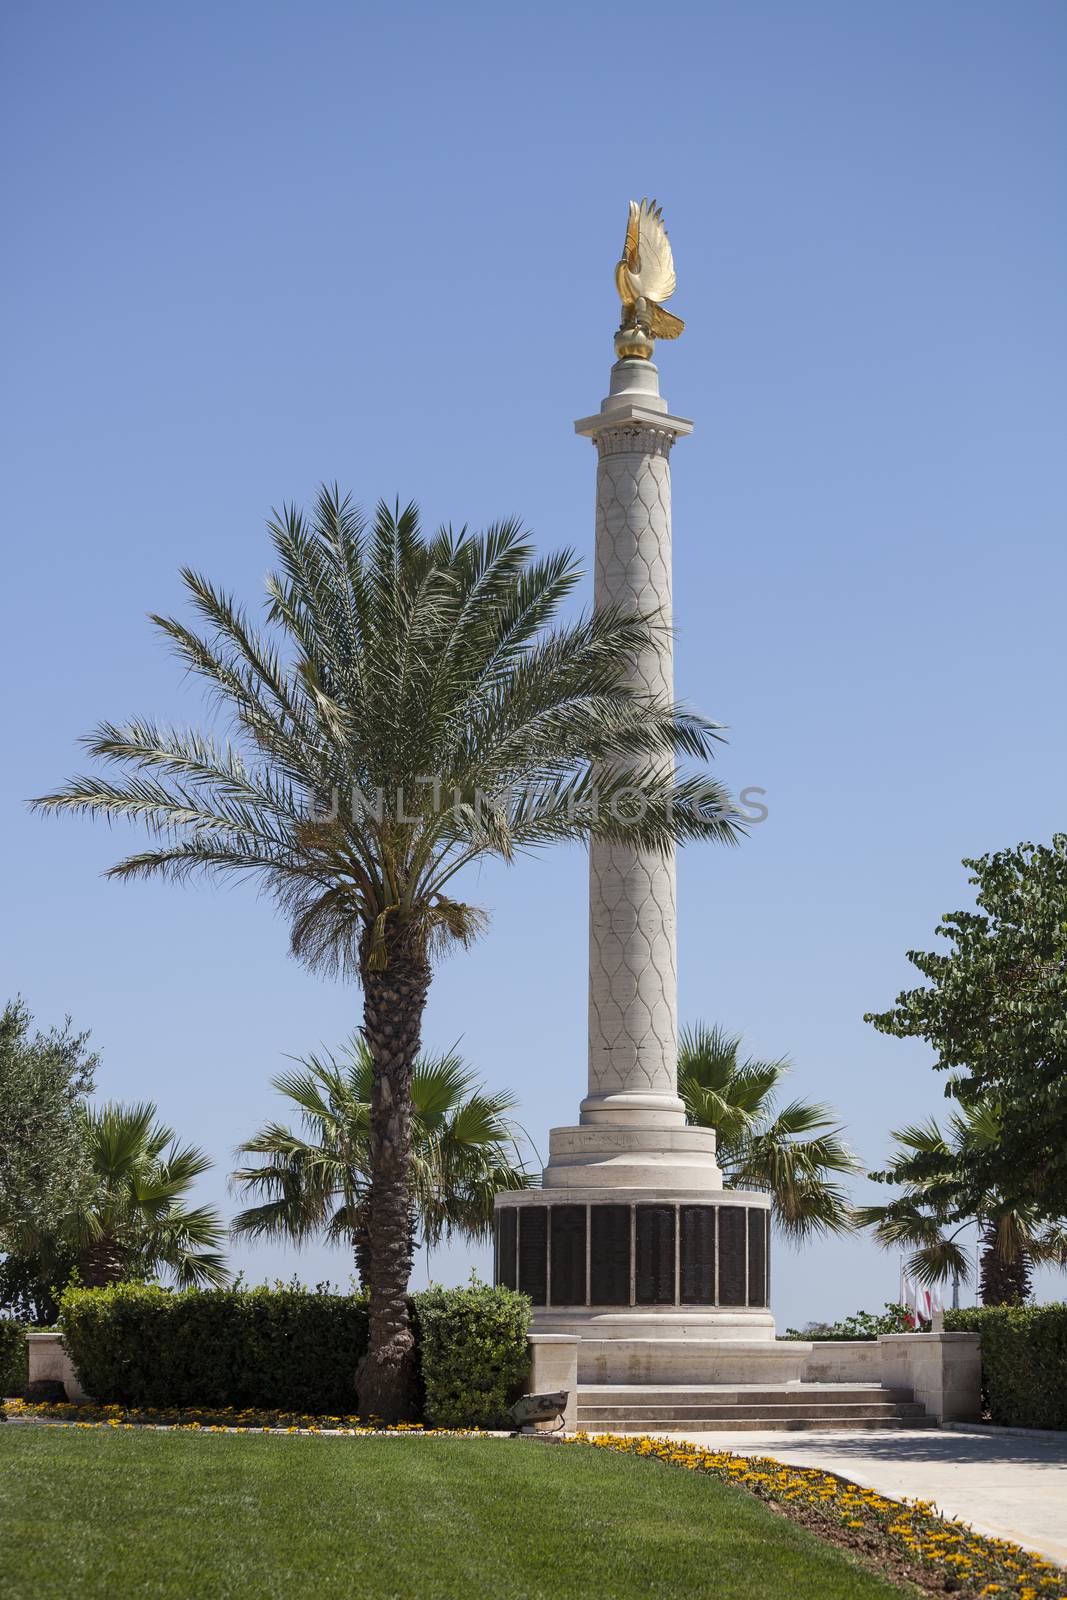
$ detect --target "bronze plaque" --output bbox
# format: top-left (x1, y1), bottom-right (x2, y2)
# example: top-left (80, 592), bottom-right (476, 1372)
top-left (748, 1208), bottom-right (768, 1307)
top-left (680, 1205), bottom-right (716, 1304)
top-left (636, 1204), bottom-right (676, 1305)
top-left (718, 1206), bottom-right (747, 1306)
top-left (496, 1208), bottom-right (517, 1291)
top-left (590, 1205), bottom-right (631, 1305)
top-left (550, 1205), bottom-right (587, 1306)
top-left (518, 1207), bottom-right (547, 1305)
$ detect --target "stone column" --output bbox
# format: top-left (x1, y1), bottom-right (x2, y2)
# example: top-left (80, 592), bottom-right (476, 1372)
top-left (576, 358), bottom-right (691, 1130)
top-left (532, 355), bottom-right (721, 1192)
top-left (492, 347), bottom-right (776, 1356)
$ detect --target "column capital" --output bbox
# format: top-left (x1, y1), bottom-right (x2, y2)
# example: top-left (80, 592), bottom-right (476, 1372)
top-left (576, 416), bottom-right (689, 460)
top-left (574, 402), bottom-right (693, 445)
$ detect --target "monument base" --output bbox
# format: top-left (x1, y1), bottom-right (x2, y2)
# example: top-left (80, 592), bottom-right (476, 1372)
top-left (543, 1333), bottom-right (802, 1388)
top-left (494, 1177), bottom-right (776, 1377)
top-left (540, 1120), bottom-right (724, 1191)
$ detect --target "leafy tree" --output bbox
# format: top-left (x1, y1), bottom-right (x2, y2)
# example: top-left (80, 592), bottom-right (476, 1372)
top-left (0, 1000), bottom-right (96, 1318)
top-left (231, 1038), bottom-right (532, 1281)
top-left (678, 1023), bottom-right (858, 1238)
top-left (6, 1102), bottom-right (229, 1293)
top-left (783, 1304), bottom-right (916, 1341)
top-left (856, 1100), bottom-right (1067, 1305)
top-left (0, 999), bottom-right (96, 1238)
top-left (0, 1238), bottom-right (80, 1326)
top-left (34, 493), bottom-right (740, 1417)
top-left (865, 837), bottom-right (1067, 1215)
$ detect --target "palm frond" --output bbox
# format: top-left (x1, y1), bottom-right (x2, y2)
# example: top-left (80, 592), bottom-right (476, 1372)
top-left (230, 1036), bottom-right (530, 1264)
top-left (35, 489), bottom-right (745, 987)
top-left (679, 1021), bottom-right (857, 1241)
top-left (858, 1092), bottom-right (1060, 1296)
top-left (50, 1101), bottom-right (230, 1287)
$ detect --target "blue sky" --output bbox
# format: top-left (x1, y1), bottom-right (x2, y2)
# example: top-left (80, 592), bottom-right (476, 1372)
top-left (2, 1), bottom-right (1064, 1325)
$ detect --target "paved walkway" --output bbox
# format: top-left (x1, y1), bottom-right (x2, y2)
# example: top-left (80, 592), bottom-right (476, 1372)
top-left (655, 1427), bottom-right (1067, 1565)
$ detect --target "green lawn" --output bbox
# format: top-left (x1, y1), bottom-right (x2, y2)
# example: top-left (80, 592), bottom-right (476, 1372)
top-left (0, 1429), bottom-right (909, 1600)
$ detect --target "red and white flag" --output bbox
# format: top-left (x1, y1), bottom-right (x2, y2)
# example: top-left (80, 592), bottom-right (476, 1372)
top-left (901, 1267), bottom-right (943, 1322)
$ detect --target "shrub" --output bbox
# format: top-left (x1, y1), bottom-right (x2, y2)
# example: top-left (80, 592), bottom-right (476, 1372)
top-left (57, 1279), bottom-right (533, 1426)
top-left (61, 1281), bottom-right (368, 1412)
top-left (413, 1281), bottom-right (531, 1429)
top-left (0, 1318), bottom-right (26, 1398)
top-left (944, 1302), bottom-right (1067, 1429)
top-left (781, 1303), bottom-right (918, 1341)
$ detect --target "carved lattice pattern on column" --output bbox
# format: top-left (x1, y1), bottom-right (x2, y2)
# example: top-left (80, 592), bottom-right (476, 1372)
top-left (588, 426), bottom-right (679, 1100)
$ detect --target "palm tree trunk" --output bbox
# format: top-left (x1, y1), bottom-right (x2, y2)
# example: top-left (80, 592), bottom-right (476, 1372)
top-left (978, 1220), bottom-right (1031, 1306)
top-left (352, 1221), bottom-right (371, 1292)
top-left (84, 1233), bottom-right (125, 1289)
top-left (355, 925), bottom-right (431, 1422)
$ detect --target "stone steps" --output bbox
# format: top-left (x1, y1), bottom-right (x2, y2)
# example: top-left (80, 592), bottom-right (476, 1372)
top-left (577, 1417), bottom-right (937, 1432)
top-left (579, 1403), bottom-right (928, 1422)
top-left (575, 1381), bottom-right (937, 1432)
top-left (578, 1384), bottom-right (913, 1404)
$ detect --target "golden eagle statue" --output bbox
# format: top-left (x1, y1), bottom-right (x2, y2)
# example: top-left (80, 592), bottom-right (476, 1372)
top-left (614, 198), bottom-right (685, 361)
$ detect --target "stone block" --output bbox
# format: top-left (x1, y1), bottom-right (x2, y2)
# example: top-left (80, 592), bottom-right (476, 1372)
top-left (25, 1331), bottom-right (89, 1403)
top-left (798, 1340), bottom-right (883, 1384)
top-left (877, 1332), bottom-right (981, 1423)
top-left (528, 1334), bottom-right (578, 1431)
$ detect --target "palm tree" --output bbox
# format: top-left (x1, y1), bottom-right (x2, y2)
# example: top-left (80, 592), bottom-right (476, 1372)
top-left (8, 1102), bottom-right (228, 1292)
top-left (678, 1023), bottom-right (858, 1238)
top-left (34, 492), bottom-right (741, 1416)
top-left (230, 1038), bottom-right (531, 1284)
top-left (856, 1100), bottom-right (1067, 1306)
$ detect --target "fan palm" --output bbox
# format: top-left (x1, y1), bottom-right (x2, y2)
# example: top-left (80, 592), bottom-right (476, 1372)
top-left (678, 1023), bottom-right (859, 1238)
top-left (230, 1038), bottom-right (531, 1283)
top-left (34, 491), bottom-right (741, 1416)
top-left (5, 1102), bottom-right (228, 1292)
top-left (77, 1102), bottom-right (228, 1288)
top-left (856, 1100), bottom-right (1067, 1305)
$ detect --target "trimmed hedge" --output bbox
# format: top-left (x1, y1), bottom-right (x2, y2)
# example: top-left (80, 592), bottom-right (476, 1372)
top-left (59, 1280), bottom-right (532, 1425)
top-left (0, 1319), bottom-right (26, 1398)
top-left (415, 1282), bottom-right (530, 1429)
top-left (945, 1303), bottom-right (1067, 1429)
top-left (61, 1282), bottom-right (369, 1412)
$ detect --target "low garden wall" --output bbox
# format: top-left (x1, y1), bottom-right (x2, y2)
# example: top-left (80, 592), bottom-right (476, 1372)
top-left (945, 1303), bottom-right (1067, 1429)
top-left (795, 1339), bottom-right (882, 1384)
top-left (796, 1332), bottom-right (980, 1422)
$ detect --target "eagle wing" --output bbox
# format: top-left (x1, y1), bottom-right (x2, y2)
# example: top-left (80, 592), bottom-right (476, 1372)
top-left (648, 302), bottom-right (685, 340)
top-left (622, 199), bottom-right (641, 269)
top-left (634, 198), bottom-right (677, 304)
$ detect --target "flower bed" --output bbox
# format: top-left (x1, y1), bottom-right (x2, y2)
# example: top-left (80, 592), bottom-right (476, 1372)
top-left (3, 1398), bottom-right (475, 1435)
top-left (571, 1433), bottom-right (1065, 1600)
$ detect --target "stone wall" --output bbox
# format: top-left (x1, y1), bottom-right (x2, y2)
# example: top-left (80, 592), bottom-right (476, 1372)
top-left (798, 1331), bottom-right (981, 1423)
